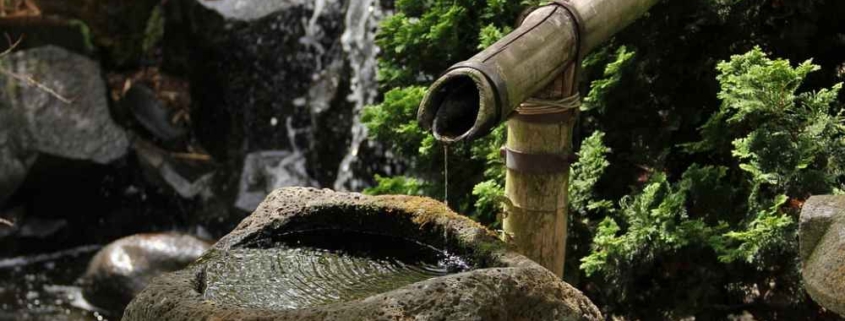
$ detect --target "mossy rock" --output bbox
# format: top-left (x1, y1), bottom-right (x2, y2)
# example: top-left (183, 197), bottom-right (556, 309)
top-left (123, 187), bottom-right (602, 321)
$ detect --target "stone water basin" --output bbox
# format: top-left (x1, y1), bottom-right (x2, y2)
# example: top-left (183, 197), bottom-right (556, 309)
top-left (124, 187), bottom-right (602, 321)
top-left (201, 230), bottom-right (469, 310)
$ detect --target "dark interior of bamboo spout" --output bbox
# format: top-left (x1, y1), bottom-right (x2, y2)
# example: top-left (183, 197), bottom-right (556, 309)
top-left (431, 75), bottom-right (481, 142)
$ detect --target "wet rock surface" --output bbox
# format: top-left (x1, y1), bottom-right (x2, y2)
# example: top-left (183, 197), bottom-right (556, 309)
top-left (124, 187), bottom-right (603, 321)
top-left (79, 233), bottom-right (211, 314)
top-left (800, 195), bottom-right (845, 317)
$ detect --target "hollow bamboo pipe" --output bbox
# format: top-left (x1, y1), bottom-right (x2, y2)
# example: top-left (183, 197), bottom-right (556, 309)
top-left (417, 0), bottom-right (661, 141)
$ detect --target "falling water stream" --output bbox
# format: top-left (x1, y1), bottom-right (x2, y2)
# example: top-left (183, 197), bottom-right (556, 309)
top-left (443, 144), bottom-right (449, 208)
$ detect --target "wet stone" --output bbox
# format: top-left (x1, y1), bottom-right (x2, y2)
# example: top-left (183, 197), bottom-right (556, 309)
top-left (79, 233), bottom-right (211, 314)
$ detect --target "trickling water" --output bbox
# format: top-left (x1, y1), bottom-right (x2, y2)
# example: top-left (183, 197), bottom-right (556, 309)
top-left (201, 230), bottom-right (469, 310)
top-left (444, 144), bottom-right (449, 207)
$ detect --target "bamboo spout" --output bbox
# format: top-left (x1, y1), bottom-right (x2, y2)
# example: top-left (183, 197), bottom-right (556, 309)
top-left (419, 4), bottom-right (576, 141)
top-left (418, 0), bottom-right (660, 142)
top-left (418, 0), bottom-right (660, 277)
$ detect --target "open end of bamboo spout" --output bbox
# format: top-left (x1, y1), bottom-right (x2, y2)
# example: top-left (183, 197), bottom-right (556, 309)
top-left (418, 68), bottom-right (499, 142)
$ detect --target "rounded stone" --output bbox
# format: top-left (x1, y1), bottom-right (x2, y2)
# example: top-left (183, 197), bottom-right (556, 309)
top-left (123, 187), bottom-right (602, 321)
top-left (79, 233), bottom-right (211, 314)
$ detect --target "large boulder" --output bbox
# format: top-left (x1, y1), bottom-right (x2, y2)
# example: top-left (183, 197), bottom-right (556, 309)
top-left (0, 45), bottom-right (130, 204)
top-left (124, 188), bottom-right (602, 321)
top-left (799, 195), bottom-right (845, 317)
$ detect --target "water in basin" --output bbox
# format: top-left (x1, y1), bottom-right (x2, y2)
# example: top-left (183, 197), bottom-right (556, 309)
top-left (202, 229), bottom-right (470, 310)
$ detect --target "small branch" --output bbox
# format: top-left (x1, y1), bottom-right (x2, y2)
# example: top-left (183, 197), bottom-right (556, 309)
top-left (0, 35), bottom-right (23, 58)
top-left (170, 152), bottom-right (212, 162)
top-left (0, 218), bottom-right (14, 227)
top-left (0, 67), bottom-right (74, 104)
top-left (0, 33), bottom-right (74, 104)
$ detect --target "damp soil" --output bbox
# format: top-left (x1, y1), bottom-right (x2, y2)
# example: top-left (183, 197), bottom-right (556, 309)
top-left (201, 229), bottom-right (471, 310)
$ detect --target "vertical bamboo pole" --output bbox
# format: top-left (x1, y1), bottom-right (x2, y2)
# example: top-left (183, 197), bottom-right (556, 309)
top-left (503, 65), bottom-right (577, 278)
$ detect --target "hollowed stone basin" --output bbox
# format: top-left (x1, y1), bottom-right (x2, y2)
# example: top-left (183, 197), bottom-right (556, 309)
top-left (123, 187), bottom-right (602, 321)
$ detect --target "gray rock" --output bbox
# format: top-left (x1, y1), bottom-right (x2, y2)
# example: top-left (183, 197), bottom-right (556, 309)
top-left (800, 195), bottom-right (845, 317)
top-left (124, 187), bottom-right (603, 321)
top-left (0, 46), bottom-right (130, 164)
top-left (0, 46), bottom-right (130, 205)
top-left (79, 233), bottom-right (211, 314)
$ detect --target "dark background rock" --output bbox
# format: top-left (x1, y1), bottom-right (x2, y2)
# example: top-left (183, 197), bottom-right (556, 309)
top-left (0, 17), bottom-right (96, 57)
top-left (35, 0), bottom-right (162, 67)
top-left (122, 84), bottom-right (187, 142)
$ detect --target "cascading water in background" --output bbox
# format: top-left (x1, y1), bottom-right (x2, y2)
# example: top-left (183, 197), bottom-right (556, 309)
top-left (193, 0), bottom-right (390, 212)
top-left (334, 0), bottom-right (384, 192)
